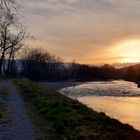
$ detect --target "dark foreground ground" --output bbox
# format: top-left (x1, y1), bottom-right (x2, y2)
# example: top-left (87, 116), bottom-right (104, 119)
top-left (0, 80), bottom-right (35, 140)
top-left (14, 79), bottom-right (140, 140)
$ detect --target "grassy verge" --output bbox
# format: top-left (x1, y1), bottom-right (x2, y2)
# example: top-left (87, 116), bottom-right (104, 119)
top-left (14, 79), bottom-right (140, 140)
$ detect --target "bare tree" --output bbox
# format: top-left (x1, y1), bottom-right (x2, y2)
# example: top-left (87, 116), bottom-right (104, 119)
top-left (0, 0), bottom-right (18, 20)
top-left (0, 15), bottom-right (25, 75)
top-left (22, 47), bottom-right (63, 81)
top-left (0, 0), bottom-right (25, 77)
top-left (0, 0), bottom-right (17, 11)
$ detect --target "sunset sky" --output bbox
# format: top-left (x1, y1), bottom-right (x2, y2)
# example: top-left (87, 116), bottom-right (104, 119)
top-left (22, 0), bottom-right (140, 64)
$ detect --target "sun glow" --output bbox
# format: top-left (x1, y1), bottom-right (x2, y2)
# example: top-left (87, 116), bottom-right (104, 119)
top-left (127, 58), bottom-right (140, 63)
top-left (113, 39), bottom-right (140, 63)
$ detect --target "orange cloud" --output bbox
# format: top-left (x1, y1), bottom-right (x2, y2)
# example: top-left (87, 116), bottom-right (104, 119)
top-left (22, 0), bottom-right (140, 64)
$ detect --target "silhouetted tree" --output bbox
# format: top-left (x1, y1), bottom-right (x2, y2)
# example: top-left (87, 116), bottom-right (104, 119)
top-left (0, 13), bottom-right (25, 76)
top-left (0, 0), bottom-right (25, 77)
top-left (22, 48), bottom-right (63, 81)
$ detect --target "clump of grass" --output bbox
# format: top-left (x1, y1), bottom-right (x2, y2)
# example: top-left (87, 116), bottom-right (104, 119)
top-left (14, 79), bottom-right (140, 140)
top-left (0, 89), bottom-right (8, 96)
top-left (0, 103), bottom-right (8, 122)
top-left (0, 89), bottom-right (9, 100)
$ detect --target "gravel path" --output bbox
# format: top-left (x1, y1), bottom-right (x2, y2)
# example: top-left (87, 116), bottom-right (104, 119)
top-left (0, 80), bottom-right (35, 140)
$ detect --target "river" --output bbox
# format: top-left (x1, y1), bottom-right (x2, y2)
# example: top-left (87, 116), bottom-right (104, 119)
top-left (60, 80), bottom-right (140, 131)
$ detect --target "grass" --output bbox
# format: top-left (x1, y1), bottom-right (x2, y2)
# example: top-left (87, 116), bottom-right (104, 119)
top-left (14, 79), bottom-right (140, 140)
top-left (0, 89), bottom-right (8, 95)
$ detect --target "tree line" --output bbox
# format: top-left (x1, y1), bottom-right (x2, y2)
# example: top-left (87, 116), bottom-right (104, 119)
top-left (0, 0), bottom-right (140, 83)
top-left (18, 47), bottom-right (140, 83)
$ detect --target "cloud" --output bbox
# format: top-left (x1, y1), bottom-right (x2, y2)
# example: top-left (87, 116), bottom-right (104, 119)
top-left (22, 0), bottom-right (140, 64)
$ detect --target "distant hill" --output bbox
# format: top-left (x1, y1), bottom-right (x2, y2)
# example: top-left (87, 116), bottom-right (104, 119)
top-left (112, 63), bottom-right (140, 68)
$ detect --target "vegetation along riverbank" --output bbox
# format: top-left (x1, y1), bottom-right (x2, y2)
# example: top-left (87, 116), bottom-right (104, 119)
top-left (14, 79), bottom-right (140, 140)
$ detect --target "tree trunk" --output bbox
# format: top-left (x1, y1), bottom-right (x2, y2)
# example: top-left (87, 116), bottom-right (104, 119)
top-left (0, 51), bottom-right (5, 76)
top-left (6, 48), bottom-right (13, 77)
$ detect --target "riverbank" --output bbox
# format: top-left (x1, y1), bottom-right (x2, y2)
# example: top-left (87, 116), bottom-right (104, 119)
top-left (14, 79), bottom-right (140, 140)
top-left (41, 81), bottom-right (81, 90)
top-left (41, 80), bottom-right (112, 90)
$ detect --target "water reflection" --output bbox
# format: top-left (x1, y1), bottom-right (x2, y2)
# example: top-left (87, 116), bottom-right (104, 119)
top-left (61, 80), bottom-right (140, 97)
top-left (78, 96), bottom-right (140, 131)
top-left (60, 80), bottom-right (140, 130)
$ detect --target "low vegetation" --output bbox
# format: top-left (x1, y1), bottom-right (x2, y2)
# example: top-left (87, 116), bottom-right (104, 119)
top-left (20, 47), bottom-right (140, 84)
top-left (0, 88), bottom-right (9, 97)
top-left (14, 79), bottom-right (140, 140)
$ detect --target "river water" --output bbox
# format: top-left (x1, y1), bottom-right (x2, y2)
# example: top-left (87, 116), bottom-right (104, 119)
top-left (60, 80), bottom-right (140, 131)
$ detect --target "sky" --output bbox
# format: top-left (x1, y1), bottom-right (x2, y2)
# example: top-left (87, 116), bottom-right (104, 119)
top-left (22, 0), bottom-right (140, 64)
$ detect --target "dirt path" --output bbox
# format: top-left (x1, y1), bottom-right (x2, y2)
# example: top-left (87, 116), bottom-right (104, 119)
top-left (0, 80), bottom-right (35, 140)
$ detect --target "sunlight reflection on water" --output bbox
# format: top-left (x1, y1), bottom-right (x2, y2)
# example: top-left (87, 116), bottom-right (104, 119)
top-left (61, 80), bottom-right (140, 97)
top-left (79, 96), bottom-right (140, 131)
top-left (60, 80), bottom-right (140, 130)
